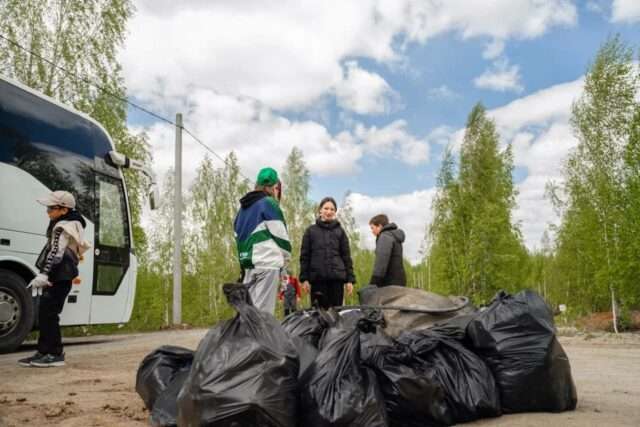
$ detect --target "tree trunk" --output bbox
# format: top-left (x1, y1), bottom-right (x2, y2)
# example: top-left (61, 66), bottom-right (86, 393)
top-left (611, 288), bottom-right (619, 334)
top-left (604, 225), bottom-right (619, 334)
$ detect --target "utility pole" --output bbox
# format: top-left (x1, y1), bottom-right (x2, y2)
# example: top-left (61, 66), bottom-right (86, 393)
top-left (173, 113), bottom-right (183, 325)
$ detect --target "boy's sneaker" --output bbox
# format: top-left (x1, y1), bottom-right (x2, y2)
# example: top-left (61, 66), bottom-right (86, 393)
top-left (17, 352), bottom-right (44, 367)
top-left (30, 353), bottom-right (65, 367)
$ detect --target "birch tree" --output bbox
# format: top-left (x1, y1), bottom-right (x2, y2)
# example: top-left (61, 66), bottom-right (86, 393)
top-left (185, 153), bottom-right (248, 324)
top-left (0, 0), bottom-right (151, 250)
top-left (280, 147), bottom-right (315, 276)
top-left (427, 105), bottom-right (527, 301)
top-left (553, 36), bottom-right (639, 331)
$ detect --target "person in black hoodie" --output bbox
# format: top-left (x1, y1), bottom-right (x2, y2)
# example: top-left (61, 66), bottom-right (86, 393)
top-left (300, 197), bottom-right (355, 309)
top-left (18, 191), bottom-right (89, 368)
top-left (369, 214), bottom-right (406, 287)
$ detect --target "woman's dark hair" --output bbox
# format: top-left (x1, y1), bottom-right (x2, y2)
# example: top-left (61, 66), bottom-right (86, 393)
top-left (318, 197), bottom-right (337, 212)
top-left (369, 214), bottom-right (389, 226)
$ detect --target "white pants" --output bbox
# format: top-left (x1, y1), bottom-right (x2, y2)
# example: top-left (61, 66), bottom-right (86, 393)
top-left (242, 268), bottom-right (281, 315)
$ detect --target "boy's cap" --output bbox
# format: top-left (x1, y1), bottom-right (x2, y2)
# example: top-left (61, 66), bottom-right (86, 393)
top-left (37, 191), bottom-right (76, 209)
top-left (256, 167), bottom-right (279, 186)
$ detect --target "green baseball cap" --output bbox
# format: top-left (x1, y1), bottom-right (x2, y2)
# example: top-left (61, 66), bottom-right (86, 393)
top-left (256, 167), bottom-right (279, 186)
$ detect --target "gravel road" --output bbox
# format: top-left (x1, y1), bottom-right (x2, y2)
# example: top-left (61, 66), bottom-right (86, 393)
top-left (1, 330), bottom-right (639, 426)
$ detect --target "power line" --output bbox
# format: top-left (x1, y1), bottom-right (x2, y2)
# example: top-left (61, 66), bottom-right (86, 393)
top-left (0, 32), bottom-right (177, 127)
top-left (0, 32), bottom-right (248, 180)
top-left (181, 127), bottom-right (250, 181)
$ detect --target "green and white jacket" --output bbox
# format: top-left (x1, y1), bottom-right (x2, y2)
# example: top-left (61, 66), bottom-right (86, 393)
top-left (234, 190), bottom-right (291, 270)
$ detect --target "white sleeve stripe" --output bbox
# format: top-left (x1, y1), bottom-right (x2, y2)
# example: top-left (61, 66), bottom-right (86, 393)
top-left (264, 220), bottom-right (289, 242)
top-left (249, 222), bottom-right (267, 235)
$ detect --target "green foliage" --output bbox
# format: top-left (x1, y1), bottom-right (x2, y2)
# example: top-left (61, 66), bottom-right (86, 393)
top-left (425, 104), bottom-right (527, 303)
top-left (127, 267), bottom-right (173, 331)
top-left (550, 36), bottom-right (640, 317)
top-left (133, 169), bottom-right (178, 327)
top-left (338, 194), bottom-right (375, 305)
top-left (183, 153), bottom-right (249, 325)
top-left (0, 0), bottom-right (151, 252)
top-left (129, 154), bottom-right (250, 329)
top-left (0, 0), bottom-right (131, 99)
top-left (280, 147), bottom-right (316, 276)
top-left (619, 109), bottom-right (640, 308)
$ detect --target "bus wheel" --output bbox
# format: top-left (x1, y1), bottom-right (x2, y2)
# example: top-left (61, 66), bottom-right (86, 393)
top-left (0, 269), bottom-right (34, 353)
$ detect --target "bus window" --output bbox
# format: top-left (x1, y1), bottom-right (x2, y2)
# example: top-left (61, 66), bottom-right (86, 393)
top-left (95, 264), bottom-right (126, 294)
top-left (97, 179), bottom-right (128, 248)
top-left (94, 174), bottom-right (130, 295)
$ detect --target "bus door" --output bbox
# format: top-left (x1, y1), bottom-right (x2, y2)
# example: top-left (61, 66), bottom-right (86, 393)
top-left (90, 173), bottom-right (133, 323)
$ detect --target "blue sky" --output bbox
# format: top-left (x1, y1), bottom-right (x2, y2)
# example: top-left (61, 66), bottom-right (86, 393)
top-left (123, 1), bottom-right (640, 261)
top-left (307, 3), bottom-right (640, 200)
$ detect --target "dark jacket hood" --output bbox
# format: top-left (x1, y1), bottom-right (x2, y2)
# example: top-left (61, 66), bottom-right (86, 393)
top-left (46, 209), bottom-right (86, 237)
top-left (371, 222), bottom-right (406, 287)
top-left (315, 218), bottom-right (341, 229)
top-left (239, 190), bottom-right (267, 209)
top-left (380, 222), bottom-right (405, 243)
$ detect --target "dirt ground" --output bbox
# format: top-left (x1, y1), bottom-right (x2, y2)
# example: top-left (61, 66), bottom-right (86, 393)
top-left (1, 329), bottom-right (639, 427)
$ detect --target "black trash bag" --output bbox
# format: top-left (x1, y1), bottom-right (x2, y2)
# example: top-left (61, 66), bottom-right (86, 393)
top-left (338, 308), bottom-right (367, 327)
top-left (177, 283), bottom-right (299, 427)
top-left (358, 285), bottom-right (476, 337)
top-left (135, 345), bottom-right (194, 411)
top-left (336, 306), bottom-right (391, 332)
top-left (290, 335), bottom-right (318, 379)
top-left (150, 369), bottom-right (190, 427)
top-left (433, 312), bottom-right (477, 340)
top-left (361, 325), bottom-right (451, 427)
top-left (397, 326), bottom-right (501, 424)
top-left (300, 313), bottom-right (388, 427)
top-left (281, 309), bottom-right (328, 348)
top-left (466, 290), bottom-right (577, 413)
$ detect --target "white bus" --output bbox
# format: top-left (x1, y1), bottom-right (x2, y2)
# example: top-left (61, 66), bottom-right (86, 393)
top-left (0, 75), bottom-right (156, 353)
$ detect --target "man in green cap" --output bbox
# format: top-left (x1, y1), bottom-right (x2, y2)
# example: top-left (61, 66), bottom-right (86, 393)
top-left (234, 167), bottom-right (291, 314)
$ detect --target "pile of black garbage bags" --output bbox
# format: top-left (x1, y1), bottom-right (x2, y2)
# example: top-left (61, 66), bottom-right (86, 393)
top-left (136, 284), bottom-right (577, 426)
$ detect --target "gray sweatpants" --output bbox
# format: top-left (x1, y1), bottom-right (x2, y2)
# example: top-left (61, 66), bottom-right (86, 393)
top-left (242, 268), bottom-right (281, 314)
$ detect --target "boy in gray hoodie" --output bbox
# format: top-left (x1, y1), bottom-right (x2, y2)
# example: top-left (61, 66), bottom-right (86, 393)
top-left (19, 191), bottom-right (89, 368)
top-left (368, 214), bottom-right (406, 287)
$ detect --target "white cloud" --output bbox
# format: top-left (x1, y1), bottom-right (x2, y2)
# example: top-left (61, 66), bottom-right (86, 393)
top-left (421, 77), bottom-right (583, 150)
top-left (123, 1), bottom-right (410, 112)
top-left (488, 77), bottom-right (584, 139)
top-left (611, 0), bottom-right (640, 22)
top-left (426, 126), bottom-right (458, 146)
top-left (489, 78), bottom-right (584, 249)
top-left (347, 190), bottom-right (437, 263)
top-left (122, 0), bottom-right (583, 254)
top-left (414, 0), bottom-right (577, 40)
top-left (427, 85), bottom-right (460, 100)
top-left (355, 120), bottom-right (429, 165)
top-left (334, 61), bottom-right (398, 115)
top-left (586, 1), bottom-right (606, 14)
top-left (137, 89), bottom-right (363, 190)
top-left (137, 88), bottom-right (433, 196)
top-left (474, 59), bottom-right (524, 93)
top-left (123, 0), bottom-right (578, 113)
top-left (420, 77), bottom-right (584, 250)
top-left (510, 123), bottom-right (579, 248)
top-left (483, 39), bottom-right (505, 59)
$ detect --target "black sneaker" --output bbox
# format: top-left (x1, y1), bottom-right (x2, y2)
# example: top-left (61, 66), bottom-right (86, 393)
top-left (17, 352), bottom-right (44, 367)
top-left (30, 353), bottom-right (65, 367)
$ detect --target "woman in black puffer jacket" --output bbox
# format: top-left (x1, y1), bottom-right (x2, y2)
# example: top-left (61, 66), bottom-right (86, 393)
top-left (299, 197), bottom-right (355, 309)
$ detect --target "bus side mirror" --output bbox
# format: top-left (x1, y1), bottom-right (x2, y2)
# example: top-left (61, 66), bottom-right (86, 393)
top-left (108, 151), bottom-right (128, 167)
top-left (149, 185), bottom-right (160, 210)
top-left (108, 150), bottom-right (158, 210)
